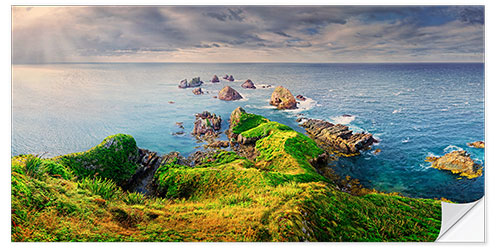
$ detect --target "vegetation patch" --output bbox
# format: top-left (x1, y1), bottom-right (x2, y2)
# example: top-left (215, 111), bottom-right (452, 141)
top-left (55, 134), bottom-right (139, 185)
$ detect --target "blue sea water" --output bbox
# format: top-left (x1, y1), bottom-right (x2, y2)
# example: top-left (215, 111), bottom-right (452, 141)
top-left (12, 63), bottom-right (484, 203)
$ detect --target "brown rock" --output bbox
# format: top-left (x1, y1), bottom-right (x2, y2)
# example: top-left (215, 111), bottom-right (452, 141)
top-left (241, 79), bottom-right (256, 89)
top-left (211, 75), bottom-right (220, 83)
top-left (192, 87), bottom-right (203, 95)
top-left (207, 140), bottom-right (230, 148)
top-left (299, 119), bottom-right (375, 156)
top-left (467, 141), bottom-right (485, 149)
top-left (269, 86), bottom-right (297, 109)
top-left (218, 86), bottom-right (243, 101)
top-left (428, 150), bottom-right (483, 178)
top-left (192, 111), bottom-right (222, 136)
top-left (296, 95), bottom-right (306, 101)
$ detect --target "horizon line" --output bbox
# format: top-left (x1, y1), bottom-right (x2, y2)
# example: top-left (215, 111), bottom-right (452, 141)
top-left (12, 61), bottom-right (485, 65)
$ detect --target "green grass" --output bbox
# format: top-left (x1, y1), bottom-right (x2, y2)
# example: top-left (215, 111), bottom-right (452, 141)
top-left (11, 111), bottom-right (442, 242)
top-left (55, 134), bottom-right (139, 185)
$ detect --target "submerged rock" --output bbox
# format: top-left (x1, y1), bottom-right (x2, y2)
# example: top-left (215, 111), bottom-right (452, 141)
top-left (467, 141), bottom-right (485, 148)
top-left (270, 86), bottom-right (297, 109)
top-left (299, 119), bottom-right (375, 156)
top-left (296, 95), bottom-right (307, 101)
top-left (192, 111), bottom-right (222, 136)
top-left (426, 150), bottom-right (483, 178)
top-left (211, 75), bottom-right (220, 83)
top-left (178, 77), bottom-right (203, 88)
top-left (218, 86), bottom-right (243, 101)
top-left (241, 79), bottom-right (256, 89)
top-left (192, 87), bottom-right (204, 95)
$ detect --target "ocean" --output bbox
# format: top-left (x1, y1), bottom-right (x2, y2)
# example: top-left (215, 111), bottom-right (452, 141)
top-left (12, 63), bottom-right (484, 203)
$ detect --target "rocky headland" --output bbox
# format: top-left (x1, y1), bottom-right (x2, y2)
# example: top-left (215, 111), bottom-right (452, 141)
top-left (299, 119), bottom-right (376, 156)
top-left (11, 108), bottom-right (442, 242)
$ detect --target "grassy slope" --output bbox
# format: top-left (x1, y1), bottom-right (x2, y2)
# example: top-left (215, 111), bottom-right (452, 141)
top-left (11, 114), bottom-right (442, 242)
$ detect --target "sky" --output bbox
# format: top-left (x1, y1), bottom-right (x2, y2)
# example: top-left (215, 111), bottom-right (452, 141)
top-left (12, 6), bottom-right (484, 63)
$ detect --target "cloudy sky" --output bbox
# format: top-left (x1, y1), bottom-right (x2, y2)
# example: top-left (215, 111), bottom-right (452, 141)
top-left (12, 6), bottom-right (484, 63)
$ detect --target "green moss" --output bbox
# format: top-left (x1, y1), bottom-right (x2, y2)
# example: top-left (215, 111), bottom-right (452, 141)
top-left (231, 113), bottom-right (269, 135)
top-left (55, 134), bottom-right (139, 185)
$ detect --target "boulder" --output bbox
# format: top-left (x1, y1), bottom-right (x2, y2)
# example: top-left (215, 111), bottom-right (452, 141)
top-left (299, 119), bottom-right (375, 156)
top-left (218, 86), bottom-right (243, 101)
top-left (228, 75), bottom-right (234, 81)
top-left (467, 141), bottom-right (485, 149)
top-left (192, 111), bottom-right (222, 136)
top-left (192, 87), bottom-right (203, 95)
top-left (269, 86), bottom-right (297, 109)
top-left (207, 140), bottom-right (230, 148)
top-left (211, 75), bottom-right (220, 83)
top-left (241, 79), bottom-right (256, 89)
top-left (222, 74), bottom-right (229, 80)
top-left (296, 95), bottom-right (306, 101)
top-left (178, 79), bottom-right (188, 88)
top-left (178, 77), bottom-right (203, 88)
top-left (426, 150), bottom-right (483, 178)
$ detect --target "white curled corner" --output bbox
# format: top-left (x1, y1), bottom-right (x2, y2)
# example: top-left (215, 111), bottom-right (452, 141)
top-left (436, 197), bottom-right (485, 242)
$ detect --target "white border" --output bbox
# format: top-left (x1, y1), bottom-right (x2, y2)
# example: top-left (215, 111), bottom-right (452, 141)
top-left (3, 0), bottom-right (498, 249)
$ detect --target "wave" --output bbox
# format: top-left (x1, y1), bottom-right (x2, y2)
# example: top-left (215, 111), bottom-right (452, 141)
top-left (392, 108), bottom-right (402, 114)
top-left (329, 114), bottom-right (356, 125)
top-left (444, 145), bottom-right (463, 153)
top-left (401, 137), bottom-right (410, 143)
top-left (283, 96), bottom-right (318, 113)
top-left (244, 104), bottom-right (276, 110)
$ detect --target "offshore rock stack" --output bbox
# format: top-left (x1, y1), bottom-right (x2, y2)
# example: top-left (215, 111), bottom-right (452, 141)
top-left (192, 111), bottom-right (222, 136)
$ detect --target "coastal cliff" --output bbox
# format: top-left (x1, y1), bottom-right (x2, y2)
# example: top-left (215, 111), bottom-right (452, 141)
top-left (11, 109), bottom-right (441, 242)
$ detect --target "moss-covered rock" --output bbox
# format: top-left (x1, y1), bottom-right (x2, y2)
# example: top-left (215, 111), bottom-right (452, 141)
top-left (55, 134), bottom-right (140, 185)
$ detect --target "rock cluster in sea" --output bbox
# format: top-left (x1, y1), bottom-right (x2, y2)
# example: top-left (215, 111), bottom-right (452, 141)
top-left (467, 141), bottom-right (485, 148)
top-left (270, 86), bottom-right (297, 109)
top-left (241, 79), bottom-right (256, 89)
top-left (426, 150), bottom-right (483, 178)
top-left (192, 87), bottom-right (203, 95)
top-left (179, 77), bottom-right (203, 88)
top-left (299, 119), bottom-right (376, 156)
top-left (211, 75), bottom-right (220, 83)
top-left (218, 86), bottom-right (243, 101)
top-left (192, 111), bottom-right (222, 136)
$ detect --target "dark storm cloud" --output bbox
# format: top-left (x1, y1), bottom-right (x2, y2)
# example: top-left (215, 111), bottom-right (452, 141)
top-left (12, 6), bottom-right (484, 63)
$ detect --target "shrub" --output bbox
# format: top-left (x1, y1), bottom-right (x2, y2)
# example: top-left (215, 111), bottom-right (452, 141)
top-left (124, 192), bottom-right (146, 205)
top-left (78, 177), bottom-right (121, 200)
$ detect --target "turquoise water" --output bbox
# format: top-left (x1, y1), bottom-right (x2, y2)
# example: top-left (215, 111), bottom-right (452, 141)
top-left (12, 63), bottom-right (484, 203)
